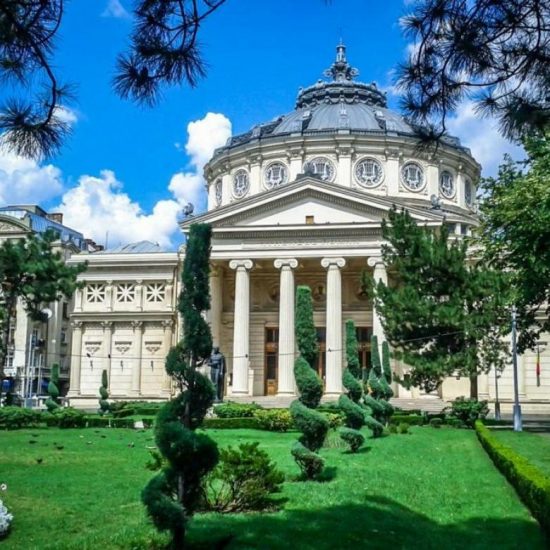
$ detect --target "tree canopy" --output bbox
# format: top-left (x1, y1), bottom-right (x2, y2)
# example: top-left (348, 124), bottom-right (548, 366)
top-left (478, 132), bottom-right (550, 351)
top-left (399, 0), bottom-right (550, 143)
top-left (0, 229), bottom-right (86, 381)
top-left (370, 208), bottom-right (511, 397)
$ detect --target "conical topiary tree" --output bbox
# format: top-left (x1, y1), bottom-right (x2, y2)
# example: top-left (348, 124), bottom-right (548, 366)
top-left (295, 286), bottom-right (318, 369)
top-left (345, 320), bottom-right (361, 379)
top-left (290, 286), bottom-right (327, 479)
top-left (98, 369), bottom-right (110, 415)
top-left (142, 223), bottom-right (218, 549)
top-left (45, 363), bottom-right (60, 412)
top-left (364, 336), bottom-right (394, 427)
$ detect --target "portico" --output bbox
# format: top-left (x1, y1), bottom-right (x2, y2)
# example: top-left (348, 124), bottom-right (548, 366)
top-left (182, 176), bottom-right (439, 399)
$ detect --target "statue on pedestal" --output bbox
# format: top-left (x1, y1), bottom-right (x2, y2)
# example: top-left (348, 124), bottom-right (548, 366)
top-left (208, 346), bottom-right (226, 402)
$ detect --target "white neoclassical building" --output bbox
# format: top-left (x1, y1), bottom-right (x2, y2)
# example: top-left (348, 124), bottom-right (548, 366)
top-left (66, 44), bottom-right (549, 413)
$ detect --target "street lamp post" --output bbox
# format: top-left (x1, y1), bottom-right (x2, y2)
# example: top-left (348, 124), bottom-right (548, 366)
top-left (494, 367), bottom-right (501, 421)
top-left (511, 306), bottom-right (522, 432)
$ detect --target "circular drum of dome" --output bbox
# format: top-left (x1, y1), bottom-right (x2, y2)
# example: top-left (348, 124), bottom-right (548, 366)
top-left (354, 157), bottom-right (384, 188)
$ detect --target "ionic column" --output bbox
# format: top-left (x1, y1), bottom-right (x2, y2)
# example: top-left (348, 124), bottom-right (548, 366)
top-left (229, 259), bottom-right (253, 395)
top-left (367, 257), bottom-right (387, 347)
top-left (161, 319), bottom-right (174, 394)
top-left (209, 266), bottom-right (223, 348)
top-left (68, 321), bottom-right (83, 395)
top-left (321, 257), bottom-right (346, 395)
top-left (131, 321), bottom-right (143, 395)
top-left (274, 258), bottom-right (298, 395)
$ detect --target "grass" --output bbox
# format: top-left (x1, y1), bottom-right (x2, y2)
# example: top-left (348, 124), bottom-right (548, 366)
top-left (489, 429), bottom-right (550, 477)
top-left (0, 426), bottom-right (545, 549)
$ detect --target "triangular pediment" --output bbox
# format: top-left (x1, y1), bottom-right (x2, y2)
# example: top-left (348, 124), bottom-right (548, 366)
top-left (182, 177), bottom-right (444, 231)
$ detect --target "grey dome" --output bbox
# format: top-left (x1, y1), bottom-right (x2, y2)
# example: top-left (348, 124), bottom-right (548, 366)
top-left (214, 44), bottom-right (463, 154)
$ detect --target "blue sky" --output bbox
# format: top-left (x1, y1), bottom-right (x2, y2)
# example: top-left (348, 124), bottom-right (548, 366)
top-left (0, 0), bottom-right (523, 249)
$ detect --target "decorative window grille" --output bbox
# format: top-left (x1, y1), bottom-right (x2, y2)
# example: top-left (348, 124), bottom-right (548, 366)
top-left (214, 179), bottom-right (223, 206)
top-left (439, 170), bottom-right (455, 198)
top-left (355, 158), bottom-right (384, 187)
top-left (116, 283), bottom-right (136, 303)
top-left (145, 283), bottom-right (166, 303)
top-left (233, 169), bottom-right (250, 198)
top-left (307, 157), bottom-right (336, 182)
top-left (401, 162), bottom-right (425, 191)
top-left (86, 283), bottom-right (106, 303)
top-left (264, 162), bottom-right (288, 189)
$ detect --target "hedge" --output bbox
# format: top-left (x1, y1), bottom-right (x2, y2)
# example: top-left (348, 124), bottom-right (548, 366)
top-left (202, 417), bottom-right (262, 430)
top-left (475, 420), bottom-right (550, 537)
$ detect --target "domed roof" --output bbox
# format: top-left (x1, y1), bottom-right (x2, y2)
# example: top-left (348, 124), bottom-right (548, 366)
top-left (215, 44), bottom-right (464, 154)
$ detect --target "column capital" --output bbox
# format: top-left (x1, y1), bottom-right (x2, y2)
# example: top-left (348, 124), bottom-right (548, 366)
top-left (101, 320), bottom-right (113, 330)
top-left (210, 264), bottom-right (223, 277)
top-left (161, 319), bottom-right (174, 330)
top-left (70, 320), bottom-right (83, 330)
top-left (131, 320), bottom-right (143, 330)
top-left (274, 258), bottom-right (298, 270)
top-left (229, 259), bottom-right (253, 271)
top-left (367, 256), bottom-right (385, 268)
top-left (321, 257), bottom-right (346, 269)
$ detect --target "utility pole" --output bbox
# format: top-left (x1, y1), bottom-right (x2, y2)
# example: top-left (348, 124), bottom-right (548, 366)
top-left (511, 306), bottom-right (522, 432)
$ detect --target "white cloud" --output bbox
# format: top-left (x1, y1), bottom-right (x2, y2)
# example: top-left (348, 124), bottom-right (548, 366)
top-left (101, 0), bottom-right (130, 19)
top-left (169, 112), bottom-right (232, 210)
top-left (57, 170), bottom-right (180, 249)
top-left (0, 152), bottom-right (64, 205)
top-left (447, 101), bottom-right (524, 177)
top-left (54, 106), bottom-right (78, 125)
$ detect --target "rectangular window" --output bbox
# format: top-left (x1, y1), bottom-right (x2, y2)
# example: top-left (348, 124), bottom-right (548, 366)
top-left (306, 215), bottom-right (314, 224)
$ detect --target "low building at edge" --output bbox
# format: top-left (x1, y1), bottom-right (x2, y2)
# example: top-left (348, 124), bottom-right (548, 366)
top-left (65, 45), bottom-right (549, 413)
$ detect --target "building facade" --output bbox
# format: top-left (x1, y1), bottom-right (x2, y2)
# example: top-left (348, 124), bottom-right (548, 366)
top-left (66, 45), bottom-right (549, 413)
top-left (0, 205), bottom-right (88, 398)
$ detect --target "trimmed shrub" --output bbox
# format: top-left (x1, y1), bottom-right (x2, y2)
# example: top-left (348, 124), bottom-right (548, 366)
top-left (475, 421), bottom-right (550, 537)
top-left (290, 400), bottom-right (328, 452)
top-left (295, 286), bottom-right (318, 368)
top-left (52, 407), bottom-right (87, 428)
top-left (202, 417), bottom-right (261, 430)
top-left (390, 414), bottom-right (425, 426)
top-left (342, 368), bottom-right (362, 402)
top-left (112, 408), bottom-right (135, 418)
top-left (86, 416), bottom-right (112, 428)
top-left (364, 415), bottom-right (384, 438)
top-left (111, 418), bottom-right (135, 428)
top-left (99, 369), bottom-right (110, 415)
top-left (205, 442), bottom-right (284, 512)
top-left (370, 335), bottom-right (382, 377)
top-left (213, 402), bottom-right (262, 419)
top-left (322, 412), bottom-right (344, 430)
top-left (345, 320), bottom-right (361, 379)
top-left (253, 409), bottom-right (293, 432)
top-left (294, 357), bottom-right (323, 409)
top-left (291, 441), bottom-right (325, 479)
top-left (339, 427), bottom-right (365, 453)
top-left (430, 418), bottom-right (443, 429)
top-left (397, 423), bottom-right (410, 435)
top-left (0, 407), bottom-right (41, 430)
top-left (338, 394), bottom-right (366, 430)
top-left (449, 397), bottom-right (489, 428)
top-left (363, 394), bottom-right (384, 420)
top-left (45, 363), bottom-right (60, 413)
top-left (367, 368), bottom-right (384, 399)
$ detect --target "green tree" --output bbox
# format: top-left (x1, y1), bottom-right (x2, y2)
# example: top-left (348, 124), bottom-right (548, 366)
top-left (0, 229), bottom-right (86, 393)
top-left (45, 363), bottom-right (60, 413)
top-left (399, 0), bottom-right (550, 143)
top-left (479, 133), bottom-right (550, 351)
top-left (98, 370), bottom-right (110, 416)
top-left (371, 207), bottom-right (511, 398)
top-left (142, 223), bottom-right (218, 548)
top-left (295, 286), bottom-right (318, 369)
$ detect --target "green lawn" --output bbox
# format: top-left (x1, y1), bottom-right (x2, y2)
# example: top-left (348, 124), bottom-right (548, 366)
top-left (0, 427), bottom-right (545, 549)
top-left (490, 429), bottom-right (550, 476)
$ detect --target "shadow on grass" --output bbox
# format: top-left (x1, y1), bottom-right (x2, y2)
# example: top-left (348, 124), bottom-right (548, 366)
top-left (343, 446), bottom-right (371, 455)
top-left (187, 495), bottom-right (546, 550)
top-left (292, 466), bottom-right (338, 483)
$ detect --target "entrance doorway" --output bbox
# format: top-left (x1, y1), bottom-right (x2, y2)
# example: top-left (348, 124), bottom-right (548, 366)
top-left (315, 327), bottom-right (326, 385)
top-left (264, 328), bottom-right (278, 395)
top-left (356, 326), bottom-right (373, 372)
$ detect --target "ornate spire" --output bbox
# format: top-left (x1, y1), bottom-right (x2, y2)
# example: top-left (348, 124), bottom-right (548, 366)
top-left (323, 42), bottom-right (359, 82)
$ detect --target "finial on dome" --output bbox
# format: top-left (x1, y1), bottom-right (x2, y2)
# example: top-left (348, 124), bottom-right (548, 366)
top-left (323, 42), bottom-right (359, 82)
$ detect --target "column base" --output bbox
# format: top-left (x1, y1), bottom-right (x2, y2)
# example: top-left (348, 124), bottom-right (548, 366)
top-left (276, 391), bottom-right (296, 397)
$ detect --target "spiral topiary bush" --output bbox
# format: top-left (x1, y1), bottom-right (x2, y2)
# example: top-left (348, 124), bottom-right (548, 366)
top-left (98, 369), bottom-right (110, 415)
top-left (142, 223), bottom-right (218, 549)
top-left (339, 427), bottom-right (365, 453)
top-left (294, 356), bottom-right (323, 408)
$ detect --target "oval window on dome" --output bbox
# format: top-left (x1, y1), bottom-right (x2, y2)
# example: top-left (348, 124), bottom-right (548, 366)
top-left (401, 162), bottom-right (425, 191)
top-left (439, 170), bottom-right (455, 198)
top-left (465, 178), bottom-right (474, 206)
top-left (306, 157), bottom-right (336, 182)
top-left (214, 179), bottom-right (223, 206)
top-left (264, 162), bottom-right (288, 189)
top-left (355, 157), bottom-right (384, 188)
top-left (232, 169), bottom-right (250, 198)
